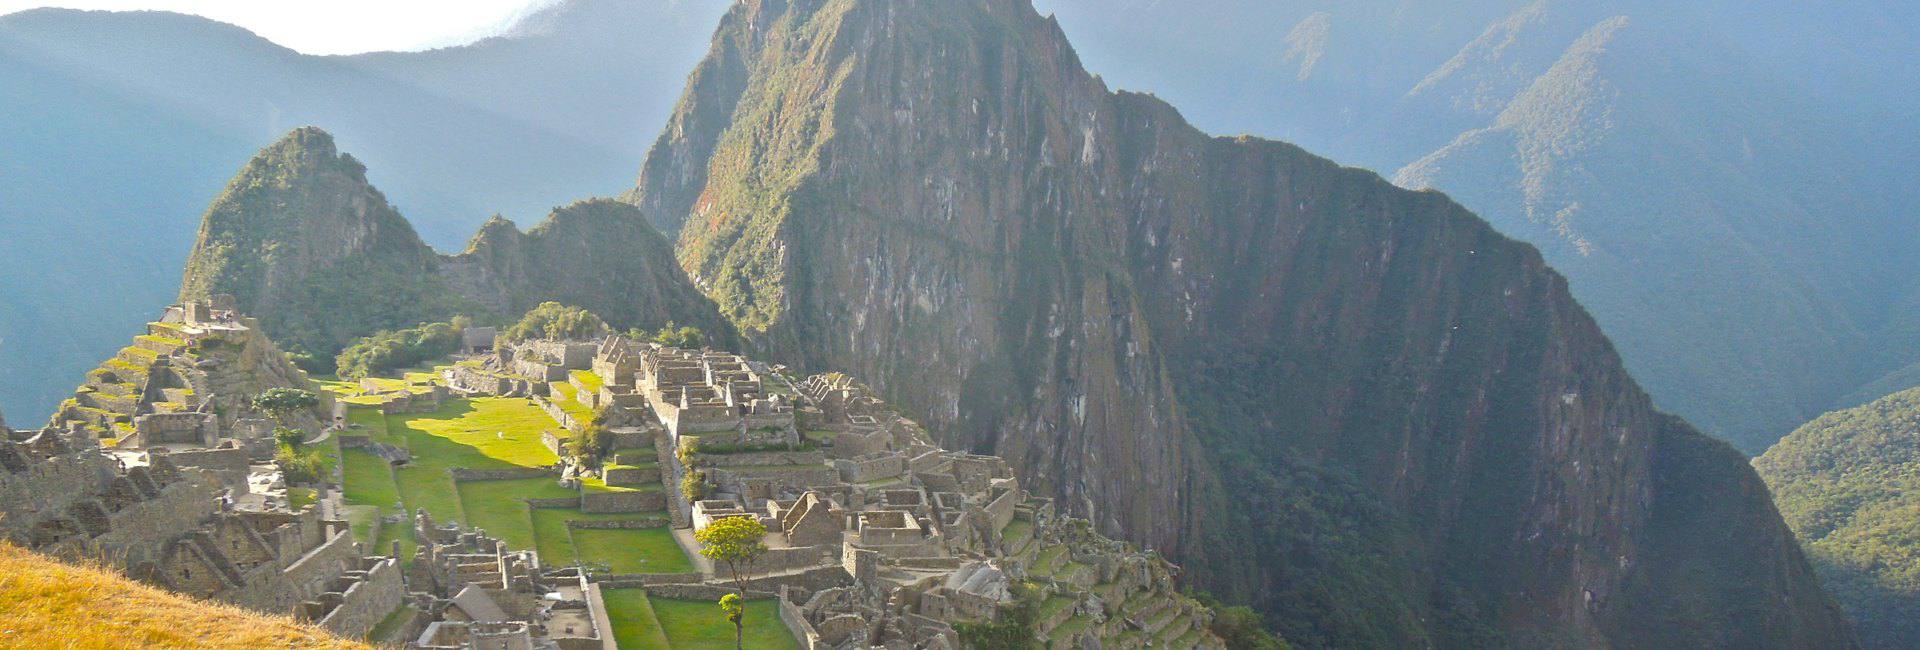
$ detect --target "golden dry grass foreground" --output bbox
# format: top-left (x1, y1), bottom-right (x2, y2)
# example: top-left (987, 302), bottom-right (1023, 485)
top-left (0, 543), bottom-right (367, 649)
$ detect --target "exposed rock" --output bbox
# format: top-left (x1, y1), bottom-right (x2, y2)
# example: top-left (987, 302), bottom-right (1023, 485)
top-left (179, 127), bottom-right (734, 361)
top-left (630, 0), bottom-right (1852, 646)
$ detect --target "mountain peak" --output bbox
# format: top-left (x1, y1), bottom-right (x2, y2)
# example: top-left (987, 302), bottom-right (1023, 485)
top-left (629, 0), bottom-right (1853, 645)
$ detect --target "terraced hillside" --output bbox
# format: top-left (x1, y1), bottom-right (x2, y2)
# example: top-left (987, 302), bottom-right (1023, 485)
top-left (320, 365), bottom-right (789, 649)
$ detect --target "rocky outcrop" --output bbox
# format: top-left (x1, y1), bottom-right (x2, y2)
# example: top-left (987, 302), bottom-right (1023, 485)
top-left (180, 128), bottom-right (733, 363)
top-left (630, 0), bottom-right (1851, 646)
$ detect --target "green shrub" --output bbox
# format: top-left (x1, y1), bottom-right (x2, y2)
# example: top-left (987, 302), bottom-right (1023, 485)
top-left (503, 302), bottom-right (606, 342)
top-left (335, 317), bottom-right (466, 380)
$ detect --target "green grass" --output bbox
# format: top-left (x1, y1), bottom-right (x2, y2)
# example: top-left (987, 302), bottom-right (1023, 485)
top-left (1002, 519), bottom-right (1034, 552)
top-left (574, 528), bottom-right (694, 574)
top-left (581, 475), bottom-right (657, 494)
top-left (341, 449), bottom-right (399, 508)
top-left (1039, 595), bottom-right (1075, 622)
top-left (339, 397), bottom-right (563, 554)
top-left (602, 589), bottom-right (671, 650)
top-left (572, 369), bottom-right (605, 393)
top-left (650, 597), bottom-right (796, 649)
top-left (801, 430), bottom-right (838, 444)
top-left (532, 508), bottom-right (587, 566)
top-left (287, 487), bottom-right (316, 510)
top-left (367, 606), bottom-right (413, 643)
top-left (454, 478), bottom-right (576, 552)
top-left (549, 382), bottom-right (597, 423)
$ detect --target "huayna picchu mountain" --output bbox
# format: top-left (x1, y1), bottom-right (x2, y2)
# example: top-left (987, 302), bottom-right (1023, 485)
top-left (628, 0), bottom-right (1851, 646)
top-left (179, 127), bottom-right (733, 368)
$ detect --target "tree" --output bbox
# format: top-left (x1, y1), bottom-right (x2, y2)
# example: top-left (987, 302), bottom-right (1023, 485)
top-left (252, 387), bottom-right (318, 423)
top-left (718, 593), bottom-right (745, 650)
top-left (273, 426), bottom-right (306, 449)
top-left (680, 470), bottom-right (708, 502)
top-left (503, 302), bottom-right (608, 342)
top-left (566, 424), bottom-right (614, 468)
top-left (334, 319), bottom-right (465, 379)
top-left (695, 517), bottom-right (768, 649)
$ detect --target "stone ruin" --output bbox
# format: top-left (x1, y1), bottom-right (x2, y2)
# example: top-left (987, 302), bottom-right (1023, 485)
top-left (401, 509), bottom-right (613, 650)
top-left (0, 423), bottom-right (402, 639)
top-left (445, 337), bottom-right (1225, 648)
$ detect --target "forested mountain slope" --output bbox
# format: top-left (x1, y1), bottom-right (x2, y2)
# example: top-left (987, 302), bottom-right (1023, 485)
top-left (0, 0), bottom-right (730, 421)
top-left (630, 0), bottom-right (1851, 645)
top-left (1757, 389), bottom-right (1920, 649)
top-left (178, 127), bottom-right (731, 369)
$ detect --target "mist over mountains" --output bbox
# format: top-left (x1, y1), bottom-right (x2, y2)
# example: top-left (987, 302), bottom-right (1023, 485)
top-left (0, 0), bottom-right (730, 421)
top-left (1034, 0), bottom-right (1920, 452)
top-left (7, 0), bottom-right (1916, 453)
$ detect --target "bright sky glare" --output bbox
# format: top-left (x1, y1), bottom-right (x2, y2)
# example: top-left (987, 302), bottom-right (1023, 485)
top-left (0, 0), bottom-right (556, 54)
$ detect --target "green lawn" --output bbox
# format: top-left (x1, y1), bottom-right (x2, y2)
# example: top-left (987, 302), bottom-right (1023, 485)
top-left (650, 597), bottom-right (796, 650)
top-left (573, 528), bottom-right (694, 574)
top-left (531, 510), bottom-right (689, 573)
top-left (581, 475), bottom-right (658, 494)
top-left (341, 449), bottom-right (399, 509)
top-left (572, 369), bottom-right (605, 393)
top-left (532, 508), bottom-right (586, 566)
top-left (603, 589), bottom-right (671, 649)
top-left (343, 407), bottom-right (391, 439)
top-left (287, 487), bottom-right (316, 509)
top-left (454, 478), bottom-right (577, 552)
top-left (549, 382), bottom-right (597, 423)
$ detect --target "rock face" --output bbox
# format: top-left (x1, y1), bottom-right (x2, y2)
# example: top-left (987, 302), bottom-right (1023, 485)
top-left (631, 0), bottom-right (1851, 646)
top-left (180, 127), bottom-right (733, 362)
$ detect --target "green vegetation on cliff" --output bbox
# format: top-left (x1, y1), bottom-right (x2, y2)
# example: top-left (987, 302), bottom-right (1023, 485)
top-left (630, 0), bottom-right (1851, 646)
top-left (179, 127), bottom-right (470, 363)
top-left (1757, 389), bottom-right (1920, 648)
top-left (178, 127), bottom-right (735, 368)
top-left (335, 318), bottom-right (468, 379)
top-left (501, 302), bottom-right (606, 342)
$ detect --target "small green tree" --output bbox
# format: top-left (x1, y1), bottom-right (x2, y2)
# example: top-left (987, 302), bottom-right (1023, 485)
top-left (680, 470), bottom-right (708, 502)
top-left (273, 426), bottom-right (306, 449)
top-left (276, 445), bottom-right (327, 485)
top-left (566, 424), bottom-right (615, 468)
top-left (718, 593), bottom-right (745, 650)
top-left (695, 517), bottom-right (767, 644)
top-left (252, 387), bottom-right (318, 423)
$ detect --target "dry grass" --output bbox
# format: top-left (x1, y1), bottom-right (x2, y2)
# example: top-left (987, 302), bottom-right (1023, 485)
top-left (0, 544), bottom-right (367, 649)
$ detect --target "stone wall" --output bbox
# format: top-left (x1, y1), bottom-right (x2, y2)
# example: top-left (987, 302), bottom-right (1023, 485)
top-left (779, 590), bottom-right (828, 650)
top-left (566, 517), bottom-right (673, 530)
top-left (222, 527), bottom-right (360, 614)
top-left (314, 557), bottom-right (404, 638)
top-left (84, 479), bottom-right (223, 567)
top-left (834, 453), bottom-right (906, 483)
top-left (580, 488), bottom-right (665, 514)
top-left (134, 412), bottom-right (216, 447)
top-left (603, 465), bottom-right (661, 486)
top-left (449, 467), bottom-right (555, 481)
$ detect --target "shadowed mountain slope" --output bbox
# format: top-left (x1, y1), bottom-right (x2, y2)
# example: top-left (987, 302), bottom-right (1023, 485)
top-left (629, 0), bottom-right (1851, 646)
top-left (179, 127), bottom-right (732, 367)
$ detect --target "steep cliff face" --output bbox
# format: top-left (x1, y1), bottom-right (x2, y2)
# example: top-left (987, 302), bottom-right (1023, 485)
top-left (632, 0), bottom-right (1850, 646)
top-left (181, 128), bottom-right (732, 364)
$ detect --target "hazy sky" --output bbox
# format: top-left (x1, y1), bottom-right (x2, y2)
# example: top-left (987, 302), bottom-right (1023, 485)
top-left (0, 0), bottom-right (556, 54)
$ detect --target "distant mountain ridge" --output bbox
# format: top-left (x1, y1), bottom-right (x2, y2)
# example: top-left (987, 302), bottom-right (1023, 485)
top-left (178, 127), bottom-right (732, 366)
top-left (0, 0), bottom-right (730, 421)
top-left (1033, 0), bottom-right (1920, 453)
top-left (630, 0), bottom-right (1851, 645)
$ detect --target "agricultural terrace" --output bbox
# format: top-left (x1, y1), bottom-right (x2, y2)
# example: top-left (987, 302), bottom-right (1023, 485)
top-left (322, 365), bottom-right (793, 648)
top-left (603, 590), bottom-right (797, 650)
